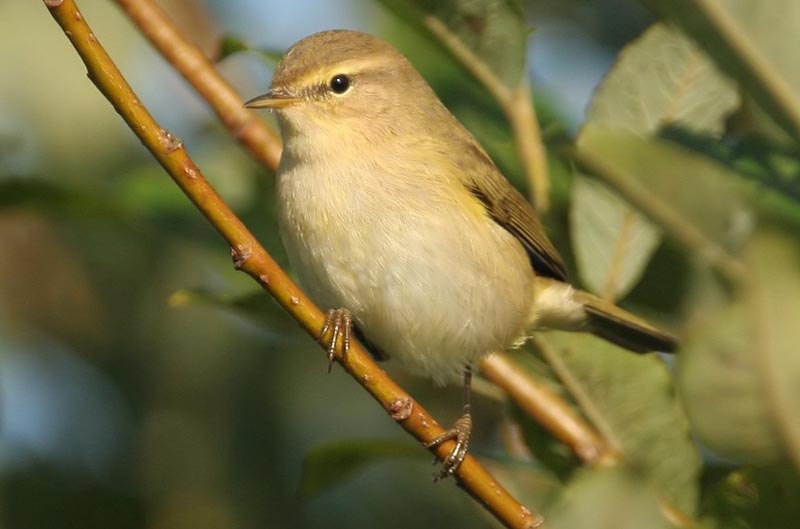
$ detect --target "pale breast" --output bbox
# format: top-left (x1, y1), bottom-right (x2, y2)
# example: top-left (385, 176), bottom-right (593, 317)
top-left (277, 156), bottom-right (534, 384)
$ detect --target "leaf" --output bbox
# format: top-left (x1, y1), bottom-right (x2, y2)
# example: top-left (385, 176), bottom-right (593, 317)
top-left (576, 126), bottom-right (751, 251)
top-left (299, 439), bottom-right (422, 497)
top-left (169, 288), bottom-right (289, 326)
top-left (648, 0), bottom-right (800, 142)
top-left (588, 24), bottom-right (739, 136)
top-left (216, 34), bottom-right (283, 64)
top-left (572, 23), bottom-right (740, 299)
top-left (0, 178), bottom-right (123, 217)
top-left (703, 465), bottom-right (800, 529)
top-left (679, 228), bottom-right (800, 470)
top-left (570, 176), bottom-right (661, 300)
top-left (542, 332), bottom-right (702, 514)
top-left (377, 0), bottom-right (528, 89)
top-left (547, 467), bottom-right (673, 529)
top-left (661, 125), bottom-right (800, 206)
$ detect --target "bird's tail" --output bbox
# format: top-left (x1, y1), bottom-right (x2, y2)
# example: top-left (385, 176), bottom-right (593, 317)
top-left (574, 289), bottom-right (678, 353)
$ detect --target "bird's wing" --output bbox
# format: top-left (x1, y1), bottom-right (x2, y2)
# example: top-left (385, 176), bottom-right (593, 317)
top-left (458, 141), bottom-right (567, 281)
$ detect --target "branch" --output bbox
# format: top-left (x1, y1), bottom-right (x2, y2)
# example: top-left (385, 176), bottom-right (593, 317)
top-left (43, 1), bottom-right (542, 528)
top-left (422, 16), bottom-right (551, 214)
top-left (114, 0), bottom-right (282, 170)
top-left (481, 354), bottom-right (618, 466)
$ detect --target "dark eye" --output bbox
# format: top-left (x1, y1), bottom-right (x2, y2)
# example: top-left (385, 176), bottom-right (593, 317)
top-left (329, 74), bottom-right (351, 94)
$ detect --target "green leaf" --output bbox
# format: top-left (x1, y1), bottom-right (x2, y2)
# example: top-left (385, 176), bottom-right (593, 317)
top-left (547, 467), bottom-right (673, 529)
top-left (587, 24), bottom-right (739, 135)
top-left (169, 288), bottom-right (289, 327)
top-left (299, 439), bottom-right (422, 497)
top-left (576, 126), bottom-right (750, 251)
top-left (648, 0), bottom-right (800, 143)
top-left (572, 23), bottom-right (740, 300)
top-left (0, 178), bottom-right (123, 217)
top-left (216, 34), bottom-right (283, 64)
top-left (703, 465), bottom-right (800, 529)
top-left (541, 333), bottom-right (701, 514)
top-left (661, 126), bottom-right (800, 206)
top-left (570, 176), bottom-right (661, 301)
top-left (679, 228), bottom-right (800, 470)
top-left (377, 0), bottom-right (528, 89)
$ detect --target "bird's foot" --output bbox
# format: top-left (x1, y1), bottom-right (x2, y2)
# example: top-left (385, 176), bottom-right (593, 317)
top-left (318, 308), bottom-right (352, 372)
top-left (425, 412), bottom-right (473, 481)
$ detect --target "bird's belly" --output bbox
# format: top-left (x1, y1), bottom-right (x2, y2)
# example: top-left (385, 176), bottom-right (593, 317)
top-left (278, 167), bottom-right (534, 385)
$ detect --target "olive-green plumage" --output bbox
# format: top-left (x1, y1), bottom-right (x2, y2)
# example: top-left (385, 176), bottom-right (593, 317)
top-left (246, 29), bottom-right (677, 477)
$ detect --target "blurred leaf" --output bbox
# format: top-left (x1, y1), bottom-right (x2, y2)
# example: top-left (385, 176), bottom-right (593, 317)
top-left (0, 178), bottom-right (123, 217)
top-left (377, 0), bottom-right (528, 88)
top-left (542, 332), bottom-right (701, 514)
top-left (169, 288), bottom-right (288, 325)
top-left (587, 24), bottom-right (739, 136)
top-left (572, 23), bottom-right (739, 300)
top-left (661, 126), bottom-right (800, 205)
top-left (703, 465), bottom-right (800, 529)
top-left (300, 439), bottom-right (422, 497)
top-left (577, 126), bottom-right (751, 250)
top-left (648, 0), bottom-right (800, 143)
top-left (679, 228), bottom-right (800, 470)
top-left (511, 403), bottom-right (579, 480)
top-left (571, 176), bottom-right (661, 300)
top-left (216, 34), bottom-right (282, 64)
top-left (547, 467), bottom-right (673, 529)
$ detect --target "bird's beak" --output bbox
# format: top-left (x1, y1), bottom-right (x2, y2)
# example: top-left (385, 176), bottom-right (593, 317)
top-left (244, 89), bottom-right (302, 109)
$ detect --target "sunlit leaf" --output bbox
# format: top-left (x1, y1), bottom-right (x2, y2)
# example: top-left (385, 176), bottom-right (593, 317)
top-left (377, 0), bottom-right (528, 88)
top-left (589, 24), bottom-right (738, 135)
top-left (648, 0), bottom-right (800, 142)
top-left (547, 467), bottom-right (673, 529)
top-left (679, 228), bottom-right (800, 470)
top-left (299, 439), bottom-right (422, 497)
top-left (542, 332), bottom-right (701, 514)
top-left (572, 23), bottom-right (740, 301)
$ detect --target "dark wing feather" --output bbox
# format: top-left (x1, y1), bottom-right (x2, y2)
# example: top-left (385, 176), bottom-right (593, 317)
top-left (459, 143), bottom-right (567, 281)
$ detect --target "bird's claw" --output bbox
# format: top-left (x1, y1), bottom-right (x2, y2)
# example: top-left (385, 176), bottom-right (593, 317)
top-left (425, 412), bottom-right (473, 481)
top-left (318, 308), bottom-right (352, 372)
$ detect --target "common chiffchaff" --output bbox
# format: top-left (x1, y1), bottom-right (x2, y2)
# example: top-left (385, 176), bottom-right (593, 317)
top-left (246, 30), bottom-right (677, 478)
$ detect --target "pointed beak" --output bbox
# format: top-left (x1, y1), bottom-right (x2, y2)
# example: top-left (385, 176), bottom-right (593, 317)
top-left (244, 89), bottom-right (302, 109)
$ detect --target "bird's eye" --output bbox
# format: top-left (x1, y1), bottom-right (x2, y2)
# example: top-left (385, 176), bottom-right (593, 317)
top-left (329, 74), bottom-right (351, 94)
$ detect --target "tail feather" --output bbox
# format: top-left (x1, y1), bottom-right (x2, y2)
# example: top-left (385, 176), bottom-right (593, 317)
top-left (572, 289), bottom-right (679, 353)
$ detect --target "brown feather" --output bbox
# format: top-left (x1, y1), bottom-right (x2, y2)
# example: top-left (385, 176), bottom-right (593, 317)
top-left (458, 142), bottom-right (568, 281)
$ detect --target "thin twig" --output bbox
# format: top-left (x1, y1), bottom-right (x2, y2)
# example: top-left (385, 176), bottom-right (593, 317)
top-left (531, 338), bottom-right (623, 454)
top-left (114, 0), bottom-right (282, 170)
top-left (423, 15), bottom-right (551, 213)
top-left (481, 353), bottom-right (618, 466)
top-left (44, 1), bottom-right (542, 527)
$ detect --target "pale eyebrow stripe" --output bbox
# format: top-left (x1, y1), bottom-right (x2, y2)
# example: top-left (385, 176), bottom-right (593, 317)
top-left (288, 55), bottom-right (392, 87)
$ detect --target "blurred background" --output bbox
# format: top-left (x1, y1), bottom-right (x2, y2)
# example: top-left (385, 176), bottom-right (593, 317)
top-left (3, 1), bottom-right (786, 528)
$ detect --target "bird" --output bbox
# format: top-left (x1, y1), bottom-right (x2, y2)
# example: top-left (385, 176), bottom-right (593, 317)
top-left (245, 29), bottom-right (677, 480)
